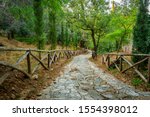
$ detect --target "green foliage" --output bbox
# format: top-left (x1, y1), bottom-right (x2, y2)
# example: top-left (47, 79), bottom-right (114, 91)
top-left (131, 77), bottom-right (143, 86)
top-left (0, 0), bottom-right (34, 39)
top-left (48, 12), bottom-right (57, 50)
top-left (33, 0), bottom-right (45, 50)
top-left (103, 1), bottom-right (137, 53)
top-left (64, 24), bottom-right (70, 49)
top-left (16, 37), bottom-right (35, 44)
top-left (132, 0), bottom-right (150, 63)
top-left (0, 0), bottom-right (145, 54)
top-left (68, 0), bottom-right (109, 50)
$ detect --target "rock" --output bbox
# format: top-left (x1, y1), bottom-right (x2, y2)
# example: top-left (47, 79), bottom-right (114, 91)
top-left (78, 89), bottom-right (88, 95)
top-left (37, 93), bottom-right (42, 96)
top-left (71, 77), bottom-right (77, 80)
top-left (32, 74), bottom-right (38, 80)
top-left (84, 95), bottom-right (94, 100)
top-left (60, 90), bottom-right (70, 94)
top-left (88, 90), bottom-right (104, 100)
top-left (11, 94), bottom-right (16, 99)
top-left (94, 78), bottom-right (102, 85)
top-left (68, 92), bottom-right (81, 99)
top-left (119, 88), bottom-right (139, 97)
top-left (37, 54), bottom-right (150, 100)
top-left (11, 87), bottom-right (15, 91)
top-left (80, 84), bottom-right (93, 91)
top-left (95, 85), bottom-right (110, 93)
top-left (101, 92), bottom-right (117, 99)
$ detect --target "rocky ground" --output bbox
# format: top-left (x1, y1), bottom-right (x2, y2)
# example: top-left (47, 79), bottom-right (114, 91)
top-left (38, 54), bottom-right (150, 100)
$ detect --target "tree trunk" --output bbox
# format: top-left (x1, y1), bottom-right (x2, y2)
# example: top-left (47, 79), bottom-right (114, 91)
top-left (117, 31), bottom-right (126, 53)
top-left (7, 31), bottom-right (14, 40)
top-left (91, 29), bottom-right (97, 58)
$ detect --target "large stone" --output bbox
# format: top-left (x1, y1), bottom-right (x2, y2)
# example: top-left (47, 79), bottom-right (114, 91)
top-left (58, 79), bottom-right (67, 83)
top-left (78, 89), bottom-right (88, 95)
top-left (101, 92), bottom-right (117, 100)
top-left (94, 78), bottom-right (103, 85)
top-left (119, 88), bottom-right (139, 97)
top-left (68, 92), bottom-right (81, 99)
top-left (38, 54), bottom-right (150, 100)
top-left (80, 84), bottom-right (93, 91)
top-left (60, 90), bottom-right (70, 94)
top-left (84, 95), bottom-right (94, 100)
top-left (88, 90), bottom-right (104, 100)
top-left (95, 85), bottom-right (110, 93)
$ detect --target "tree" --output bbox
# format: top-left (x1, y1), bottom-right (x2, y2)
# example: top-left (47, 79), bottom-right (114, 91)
top-left (0, 0), bottom-right (34, 39)
top-left (64, 23), bottom-right (70, 49)
top-left (33, 0), bottom-right (44, 50)
top-left (132, 0), bottom-right (150, 62)
top-left (66, 0), bottom-right (110, 56)
top-left (104, 0), bottom-right (138, 53)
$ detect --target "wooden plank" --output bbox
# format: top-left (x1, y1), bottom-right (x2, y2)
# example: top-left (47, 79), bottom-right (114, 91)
top-left (14, 51), bottom-right (29, 66)
top-left (32, 53), bottom-right (49, 74)
top-left (30, 53), bottom-right (49, 70)
top-left (148, 57), bottom-right (150, 83)
top-left (121, 56), bottom-right (147, 83)
top-left (109, 56), bottom-right (121, 67)
top-left (120, 56), bottom-right (123, 71)
top-left (107, 55), bottom-right (110, 67)
top-left (104, 53), bottom-right (150, 57)
top-left (122, 57), bottom-right (148, 73)
top-left (55, 52), bottom-right (60, 61)
top-left (48, 53), bottom-right (50, 68)
top-left (114, 63), bottom-right (120, 71)
top-left (53, 53), bottom-right (57, 62)
top-left (101, 55), bottom-right (105, 64)
top-left (65, 51), bottom-right (69, 59)
top-left (60, 51), bottom-right (63, 58)
top-left (27, 51), bottom-right (31, 74)
top-left (0, 61), bottom-right (31, 78)
top-left (49, 52), bottom-right (57, 65)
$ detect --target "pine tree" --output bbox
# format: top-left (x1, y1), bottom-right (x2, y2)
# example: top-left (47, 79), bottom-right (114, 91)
top-left (48, 11), bottom-right (57, 50)
top-left (65, 24), bottom-right (69, 49)
top-left (132, 0), bottom-right (150, 62)
top-left (61, 22), bottom-right (64, 49)
top-left (33, 0), bottom-right (44, 50)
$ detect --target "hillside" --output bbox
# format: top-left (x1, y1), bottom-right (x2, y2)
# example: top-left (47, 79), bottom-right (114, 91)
top-left (0, 37), bottom-right (70, 99)
top-left (0, 37), bottom-right (36, 48)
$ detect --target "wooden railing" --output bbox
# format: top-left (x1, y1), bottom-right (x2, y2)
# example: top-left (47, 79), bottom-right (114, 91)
top-left (102, 53), bottom-right (150, 83)
top-left (0, 47), bottom-right (85, 84)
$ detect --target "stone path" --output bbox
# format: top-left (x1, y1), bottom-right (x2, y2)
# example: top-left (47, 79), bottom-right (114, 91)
top-left (38, 54), bottom-right (150, 100)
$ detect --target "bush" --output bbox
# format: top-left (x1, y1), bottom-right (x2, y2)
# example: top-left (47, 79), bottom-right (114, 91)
top-left (131, 78), bottom-right (143, 86)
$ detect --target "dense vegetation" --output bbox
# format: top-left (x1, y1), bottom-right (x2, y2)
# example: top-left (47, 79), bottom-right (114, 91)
top-left (132, 0), bottom-right (150, 63)
top-left (0, 0), bottom-right (149, 54)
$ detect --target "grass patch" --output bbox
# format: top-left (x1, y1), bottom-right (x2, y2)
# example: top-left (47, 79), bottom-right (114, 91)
top-left (131, 77), bottom-right (143, 87)
top-left (16, 37), bottom-right (35, 44)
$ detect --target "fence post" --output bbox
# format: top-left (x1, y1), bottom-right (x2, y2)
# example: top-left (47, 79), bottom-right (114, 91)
top-left (39, 52), bottom-right (41, 60)
top-left (48, 53), bottom-right (50, 68)
top-left (107, 55), bottom-right (110, 67)
top-left (148, 57), bottom-right (150, 83)
top-left (101, 55), bottom-right (104, 64)
top-left (120, 55), bottom-right (123, 71)
top-left (27, 50), bottom-right (31, 74)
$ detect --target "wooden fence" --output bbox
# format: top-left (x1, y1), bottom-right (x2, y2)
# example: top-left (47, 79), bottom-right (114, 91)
top-left (0, 47), bottom-right (85, 84)
top-left (101, 53), bottom-right (150, 83)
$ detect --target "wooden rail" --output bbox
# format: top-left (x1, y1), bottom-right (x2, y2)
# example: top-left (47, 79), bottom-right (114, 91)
top-left (0, 47), bottom-right (86, 84)
top-left (102, 53), bottom-right (150, 83)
